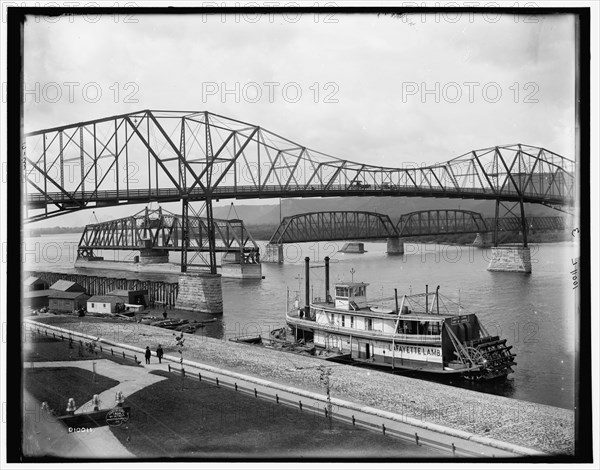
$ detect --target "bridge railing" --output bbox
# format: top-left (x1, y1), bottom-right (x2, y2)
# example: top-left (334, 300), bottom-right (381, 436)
top-left (26, 183), bottom-right (571, 204)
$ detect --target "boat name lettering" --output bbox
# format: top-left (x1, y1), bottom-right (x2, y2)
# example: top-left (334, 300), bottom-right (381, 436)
top-left (394, 344), bottom-right (441, 357)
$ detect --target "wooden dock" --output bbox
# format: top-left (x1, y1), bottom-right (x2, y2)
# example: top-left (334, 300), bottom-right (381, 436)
top-left (25, 271), bottom-right (179, 308)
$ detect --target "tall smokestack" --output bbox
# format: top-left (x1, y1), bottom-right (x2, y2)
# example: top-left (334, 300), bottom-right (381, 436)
top-left (305, 257), bottom-right (310, 310)
top-left (324, 256), bottom-right (330, 302)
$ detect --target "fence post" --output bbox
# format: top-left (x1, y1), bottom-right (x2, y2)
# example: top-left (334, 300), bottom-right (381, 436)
top-left (216, 377), bottom-right (219, 387)
top-left (235, 383), bottom-right (238, 391)
top-left (168, 364), bottom-right (171, 372)
top-left (122, 351), bottom-right (125, 359)
top-left (299, 401), bottom-right (302, 412)
top-left (352, 415), bottom-right (355, 426)
top-left (452, 443), bottom-right (456, 456)
top-left (382, 424), bottom-right (386, 435)
top-left (415, 433), bottom-right (419, 446)
top-left (254, 388), bottom-right (257, 398)
top-left (111, 348), bottom-right (114, 356)
top-left (276, 394), bottom-right (279, 404)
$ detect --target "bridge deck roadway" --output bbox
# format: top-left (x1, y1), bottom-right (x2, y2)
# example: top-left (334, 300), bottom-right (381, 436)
top-left (26, 184), bottom-right (570, 208)
top-left (25, 319), bottom-right (546, 459)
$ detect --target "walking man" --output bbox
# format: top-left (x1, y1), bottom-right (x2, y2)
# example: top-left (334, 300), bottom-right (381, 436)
top-left (145, 346), bottom-right (151, 364)
top-left (92, 394), bottom-right (100, 412)
top-left (156, 344), bottom-right (164, 364)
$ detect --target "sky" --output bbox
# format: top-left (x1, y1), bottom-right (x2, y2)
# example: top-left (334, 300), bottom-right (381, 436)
top-left (21, 10), bottom-right (577, 226)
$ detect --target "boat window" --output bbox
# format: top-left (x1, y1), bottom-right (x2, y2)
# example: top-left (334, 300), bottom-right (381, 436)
top-left (341, 315), bottom-right (345, 327)
top-left (428, 322), bottom-right (441, 335)
top-left (397, 320), bottom-right (417, 335)
top-left (336, 287), bottom-right (349, 298)
top-left (354, 286), bottom-right (365, 297)
top-left (365, 318), bottom-right (372, 331)
top-left (350, 316), bottom-right (354, 328)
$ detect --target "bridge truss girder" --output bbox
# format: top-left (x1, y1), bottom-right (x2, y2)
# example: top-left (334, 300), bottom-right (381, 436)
top-left (77, 206), bottom-right (259, 272)
top-left (484, 216), bottom-right (566, 233)
top-left (267, 209), bottom-right (567, 244)
top-left (269, 211), bottom-right (399, 244)
top-left (396, 210), bottom-right (489, 237)
top-left (24, 110), bottom-right (575, 222)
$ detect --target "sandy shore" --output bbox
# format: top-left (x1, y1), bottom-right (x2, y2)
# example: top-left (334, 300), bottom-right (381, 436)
top-left (32, 315), bottom-right (574, 455)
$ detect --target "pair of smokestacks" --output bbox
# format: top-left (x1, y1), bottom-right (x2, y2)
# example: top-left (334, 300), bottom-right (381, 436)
top-left (304, 256), bottom-right (440, 315)
top-left (304, 256), bottom-right (330, 309)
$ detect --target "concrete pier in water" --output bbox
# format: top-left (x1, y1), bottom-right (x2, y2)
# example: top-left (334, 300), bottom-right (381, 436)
top-left (220, 252), bottom-right (262, 279)
top-left (339, 242), bottom-right (366, 254)
top-left (138, 248), bottom-right (169, 264)
top-left (487, 246), bottom-right (532, 273)
top-left (263, 243), bottom-right (284, 263)
top-left (386, 237), bottom-right (404, 255)
top-left (175, 273), bottom-right (224, 314)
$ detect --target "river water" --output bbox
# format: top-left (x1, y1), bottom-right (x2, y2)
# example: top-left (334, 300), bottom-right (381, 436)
top-left (23, 233), bottom-right (578, 410)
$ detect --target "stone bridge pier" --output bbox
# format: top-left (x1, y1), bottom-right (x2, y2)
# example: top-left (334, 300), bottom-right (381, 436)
top-left (487, 246), bottom-right (532, 273)
top-left (175, 273), bottom-right (223, 314)
top-left (386, 237), bottom-right (404, 255)
top-left (263, 243), bottom-right (284, 264)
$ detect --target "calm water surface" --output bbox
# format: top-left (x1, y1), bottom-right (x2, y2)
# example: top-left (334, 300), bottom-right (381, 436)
top-left (24, 234), bottom-right (578, 410)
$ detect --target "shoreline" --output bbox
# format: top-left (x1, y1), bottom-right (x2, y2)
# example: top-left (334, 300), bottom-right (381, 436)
top-left (29, 315), bottom-right (575, 455)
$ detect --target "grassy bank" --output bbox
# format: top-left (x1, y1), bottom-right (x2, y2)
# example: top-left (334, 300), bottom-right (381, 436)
top-left (24, 366), bottom-right (118, 416)
top-left (31, 316), bottom-right (575, 455)
top-left (24, 329), bottom-right (142, 367)
top-left (110, 370), bottom-right (439, 458)
top-left (23, 322), bottom-right (440, 458)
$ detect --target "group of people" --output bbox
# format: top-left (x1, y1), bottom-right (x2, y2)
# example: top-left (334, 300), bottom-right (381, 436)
top-left (144, 344), bottom-right (164, 364)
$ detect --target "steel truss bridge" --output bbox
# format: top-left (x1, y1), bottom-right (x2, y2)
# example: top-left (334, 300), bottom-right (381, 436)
top-left (269, 211), bottom-right (398, 244)
top-left (78, 206), bottom-right (259, 269)
top-left (24, 109), bottom-right (575, 271)
top-left (268, 210), bottom-right (567, 244)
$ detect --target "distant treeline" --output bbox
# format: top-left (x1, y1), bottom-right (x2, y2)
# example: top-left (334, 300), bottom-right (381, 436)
top-left (29, 224), bottom-right (568, 244)
top-left (245, 225), bottom-right (570, 244)
top-left (28, 226), bottom-right (85, 236)
top-left (245, 225), bottom-right (279, 241)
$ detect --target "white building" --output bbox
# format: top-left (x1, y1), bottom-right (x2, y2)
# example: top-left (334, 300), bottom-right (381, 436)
top-left (87, 295), bottom-right (127, 314)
